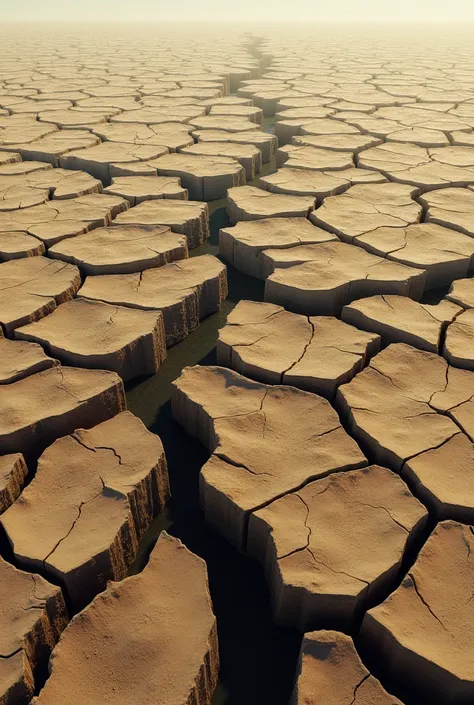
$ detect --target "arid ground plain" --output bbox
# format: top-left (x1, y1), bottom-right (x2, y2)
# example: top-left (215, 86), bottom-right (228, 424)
top-left (0, 21), bottom-right (473, 705)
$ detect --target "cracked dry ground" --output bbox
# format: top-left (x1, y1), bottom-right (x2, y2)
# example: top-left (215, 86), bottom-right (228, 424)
top-left (0, 22), bottom-right (474, 705)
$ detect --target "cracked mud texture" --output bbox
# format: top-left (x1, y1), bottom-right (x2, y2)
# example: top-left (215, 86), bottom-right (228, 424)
top-left (360, 521), bottom-right (474, 705)
top-left (0, 257), bottom-right (81, 336)
top-left (0, 193), bottom-right (128, 247)
top-left (149, 152), bottom-right (245, 200)
top-left (0, 453), bottom-right (27, 515)
top-left (226, 185), bottom-right (315, 224)
top-left (113, 198), bottom-right (209, 248)
top-left (309, 182), bottom-right (422, 240)
top-left (420, 187), bottom-right (474, 236)
top-left (11, 131), bottom-right (102, 166)
top-left (14, 298), bottom-right (167, 381)
top-left (442, 309), bottom-right (474, 370)
top-left (0, 556), bottom-right (68, 705)
top-left (1, 411), bottom-right (170, 610)
top-left (341, 295), bottom-right (462, 354)
top-left (48, 224), bottom-right (188, 275)
top-left (337, 343), bottom-right (474, 520)
top-left (217, 300), bottom-right (380, 397)
top-left (180, 141), bottom-right (262, 181)
top-left (291, 630), bottom-right (403, 705)
top-left (192, 129), bottom-right (278, 163)
top-left (219, 217), bottom-right (337, 279)
top-left (263, 240), bottom-right (426, 316)
top-left (0, 336), bottom-right (58, 384)
top-left (33, 532), bottom-right (218, 705)
top-left (446, 277), bottom-right (474, 309)
top-left (350, 222), bottom-right (474, 290)
top-left (171, 365), bottom-right (366, 549)
top-left (0, 167), bottom-right (102, 207)
top-left (0, 366), bottom-right (125, 458)
top-left (103, 175), bottom-right (188, 204)
top-left (259, 166), bottom-right (386, 199)
top-left (248, 465), bottom-right (427, 631)
top-left (92, 122), bottom-right (194, 152)
top-left (78, 254), bottom-right (227, 346)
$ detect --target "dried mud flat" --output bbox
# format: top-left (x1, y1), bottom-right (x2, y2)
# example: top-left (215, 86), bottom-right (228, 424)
top-left (0, 20), bottom-right (473, 705)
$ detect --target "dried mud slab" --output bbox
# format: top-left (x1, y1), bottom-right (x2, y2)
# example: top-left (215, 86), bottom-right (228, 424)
top-left (353, 222), bottom-right (474, 289)
top-left (33, 532), bottom-right (218, 705)
top-left (113, 199), bottom-right (209, 248)
top-left (0, 336), bottom-right (58, 383)
top-left (0, 194), bottom-right (128, 247)
top-left (0, 257), bottom-right (81, 335)
top-left (0, 152), bottom-right (22, 166)
top-left (12, 131), bottom-right (101, 166)
top-left (337, 342), bottom-right (474, 483)
top-left (15, 298), bottom-right (166, 381)
top-left (49, 224), bottom-right (187, 275)
top-left (310, 182), bottom-right (422, 241)
top-left (0, 168), bottom-right (102, 206)
top-left (0, 557), bottom-right (68, 705)
top-left (291, 630), bottom-right (403, 705)
top-left (111, 106), bottom-right (206, 126)
top-left (149, 152), bottom-right (245, 200)
top-left (259, 167), bottom-right (385, 199)
top-left (192, 129), bottom-right (278, 163)
top-left (78, 255), bottom-right (227, 346)
top-left (277, 145), bottom-right (353, 171)
top-left (2, 411), bottom-right (170, 610)
top-left (342, 295), bottom-right (462, 353)
top-left (103, 175), bottom-right (188, 204)
top-left (0, 231), bottom-right (46, 260)
top-left (60, 142), bottom-right (169, 184)
top-left (264, 241), bottom-right (426, 316)
top-left (227, 185), bottom-right (315, 224)
top-left (0, 366), bottom-right (125, 458)
top-left (189, 115), bottom-right (260, 133)
top-left (180, 141), bottom-right (262, 180)
top-left (358, 143), bottom-right (474, 190)
top-left (249, 465), bottom-right (426, 630)
top-left (420, 187), bottom-right (474, 236)
top-left (443, 309), bottom-right (474, 370)
top-left (219, 217), bottom-right (337, 278)
top-left (360, 521), bottom-right (474, 705)
top-left (0, 453), bottom-right (27, 514)
top-left (446, 277), bottom-right (474, 309)
top-left (292, 132), bottom-right (382, 153)
top-left (171, 365), bottom-right (366, 548)
top-left (218, 300), bottom-right (379, 397)
top-left (93, 122), bottom-right (193, 152)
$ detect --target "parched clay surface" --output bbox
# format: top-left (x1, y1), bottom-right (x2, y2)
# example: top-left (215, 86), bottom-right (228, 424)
top-left (227, 185), bottom-right (315, 224)
top-left (248, 465), bottom-right (427, 630)
top-left (103, 175), bottom-right (188, 204)
top-left (342, 295), bottom-right (462, 353)
top-left (263, 241), bottom-right (426, 315)
top-left (0, 336), bottom-right (58, 383)
top-left (113, 198), bottom-right (209, 248)
top-left (0, 366), bottom-right (125, 458)
top-left (15, 298), bottom-right (166, 381)
top-left (0, 257), bottom-right (81, 336)
top-left (217, 300), bottom-right (380, 397)
top-left (0, 556), bottom-right (68, 705)
top-left (171, 365), bottom-right (366, 549)
top-left (443, 308), bottom-right (474, 370)
top-left (259, 167), bottom-right (385, 200)
top-left (446, 277), bottom-right (474, 309)
top-left (0, 194), bottom-right (128, 247)
top-left (219, 217), bottom-right (337, 278)
top-left (48, 224), bottom-right (188, 275)
top-left (420, 187), bottom-right (474, 236)
top-left (192, 129), bottom-right (277, 163)
top-left (78, 255), bottom-right (227, 346)
top-left (180, 140), bottom-right (262, 180)
top-left (291, 630), bottom-right (403, 705)
top-left (149, 152), bottom-right (245, 200)
top-left (2, 411), bottom-right (170, 610)
top-left (0, 453), bottom-right (27, 514)
top-left (33, 532), bottom-right (219, 705)
top-left (337, 343), bottom-right (474, 520)
top-left (310, 182), bottom-right (422, 241)
top-left (360, 521), bottom-right (474, 705)
top-left (352, 222), bottom-right (474, 289)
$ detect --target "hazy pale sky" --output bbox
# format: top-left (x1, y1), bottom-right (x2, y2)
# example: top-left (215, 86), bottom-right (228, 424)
top-left (2, 0), bottom-right (474, 22)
